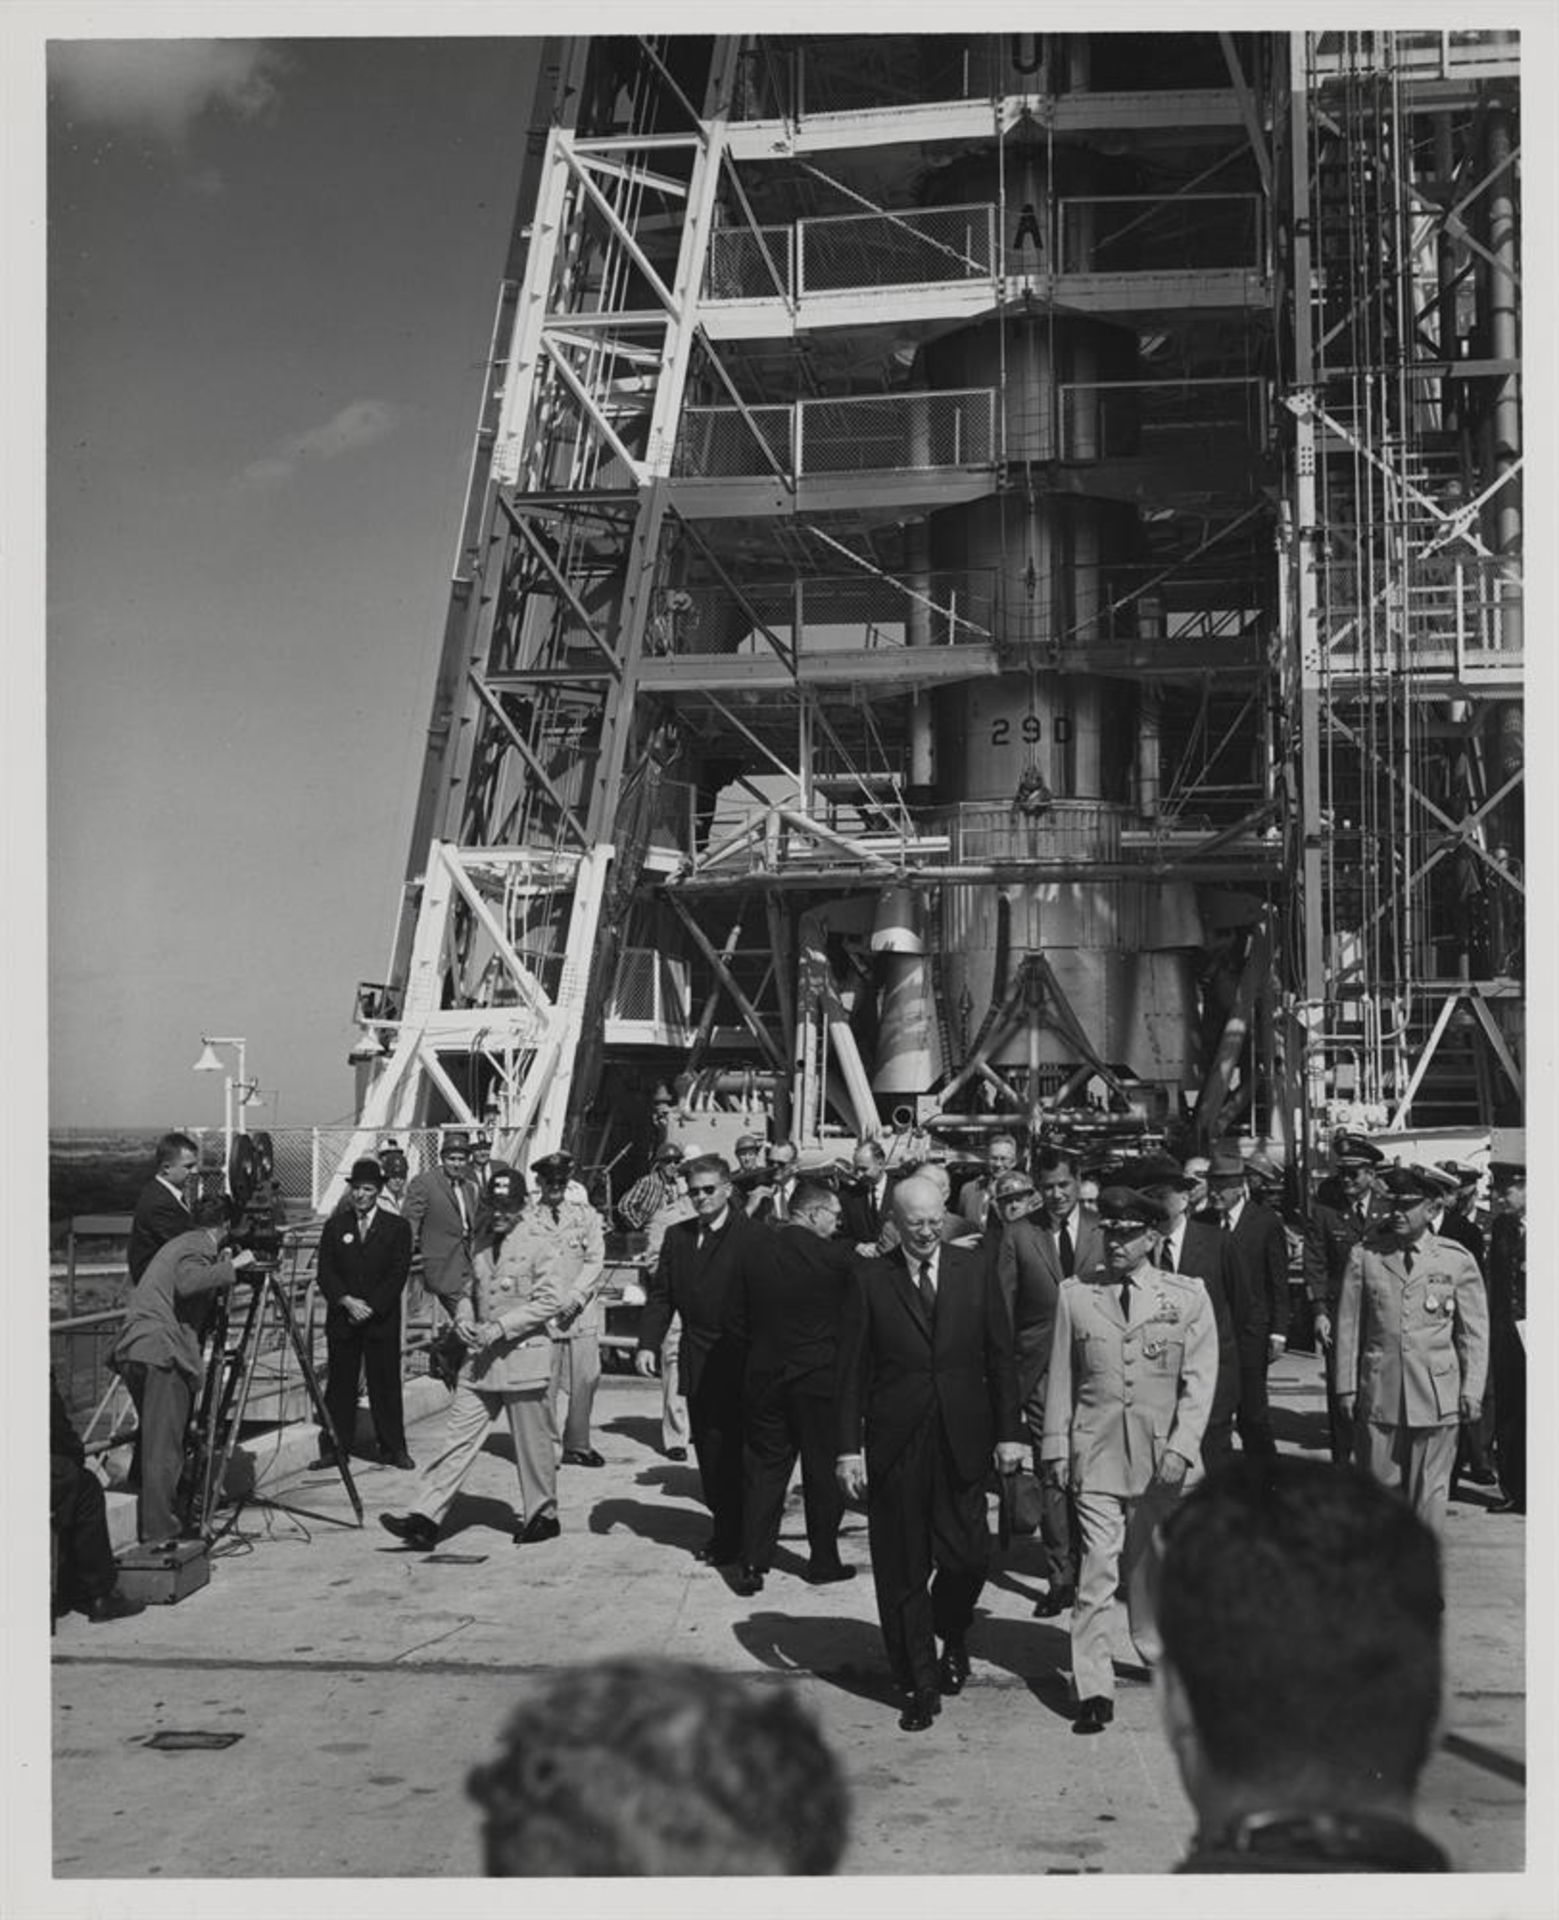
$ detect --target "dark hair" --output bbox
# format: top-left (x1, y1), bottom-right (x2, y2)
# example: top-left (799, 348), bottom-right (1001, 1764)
top-left (1035, 1146), bottom-right (1082, 1178)
top-left (192, 1194), bottom-right (232, 1230)
top-left (155, 1130), bottom-right (199, 1171)
top-left (467, 1657), bottom-right (849, 1876)
top-left (791, 1179), bottom-right (839, 1216)
top-left (1157, 1457), bottom-right (1442, 1797)
top-left (681, 1153), bottom-right (730, 1183)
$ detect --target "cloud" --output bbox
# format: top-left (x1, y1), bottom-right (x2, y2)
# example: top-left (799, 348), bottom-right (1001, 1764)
top-left (237, 399), bottom-right (405, 488)
top-left (51, 41), bottom-right (286, 145)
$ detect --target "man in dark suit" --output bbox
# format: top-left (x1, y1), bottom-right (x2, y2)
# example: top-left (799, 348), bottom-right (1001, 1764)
top-left (835, 1175), bottom-right (1025, 1733)
top-left (1484, 1160), bottom-right (1526, 1514)
top-left (1128, 1152), bottom-right (1245, 1474)
top-left (1035, 1146), bottom-right (1104, 1285)
top-left (993, 1168), bottom-right (1077, 1616)
top-left (636, 1154), bottom-right (758, 1565)
top-left (839, 1138), bottom-right (895, 1250)
top-left (1426, 1161), bottom-right (1496, 1493)
top-left (1206, 1143), bottom-right (1291, 1456)
top-left (727, 1179), bottom-right (860, 1593)
top-left (403, 1131), bottom-right (478, 1313)
top-left (750, 1142), bottom-right (802, 1227)
top-left (1303, 1131), bottom-right (1390, 1463)
top-left (127, 1131), bottom-right (202, 1285)
top-left (315, 1157), bottom-right (416, 1469)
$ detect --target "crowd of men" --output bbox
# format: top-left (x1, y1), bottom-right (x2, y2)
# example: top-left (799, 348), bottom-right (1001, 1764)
top-left (46, 1114), bottom-right (1528, 1870)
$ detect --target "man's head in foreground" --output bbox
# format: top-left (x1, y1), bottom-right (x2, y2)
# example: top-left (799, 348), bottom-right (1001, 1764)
top-left (1155, 1456), bottom-right (1442, 1836)
top-left (467, 1656), bottom-right (848, 1875)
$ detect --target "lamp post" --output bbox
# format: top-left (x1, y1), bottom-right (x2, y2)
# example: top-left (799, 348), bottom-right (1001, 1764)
top-left (192, 1035), bottom-right (258, 1187)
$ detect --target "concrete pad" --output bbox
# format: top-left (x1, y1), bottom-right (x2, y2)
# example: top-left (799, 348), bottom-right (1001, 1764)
top-left (51, 1358), bottom-right (1525, 1878)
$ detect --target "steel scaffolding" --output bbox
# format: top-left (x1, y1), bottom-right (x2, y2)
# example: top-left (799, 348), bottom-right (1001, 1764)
top-left (338, 31), bottom-right (1522, 1196)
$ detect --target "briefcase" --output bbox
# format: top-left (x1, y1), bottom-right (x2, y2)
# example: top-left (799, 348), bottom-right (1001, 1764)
top-left (115, 1539), bottom-right (211, 1606)
top-left (997, 1467), bottom-right (1047, 1548)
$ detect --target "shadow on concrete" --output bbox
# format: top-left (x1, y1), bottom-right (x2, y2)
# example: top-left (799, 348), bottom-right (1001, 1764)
top-left (732, 1610), bottom-right (902, 1707)
top-left (585, 1495), bottom-right (708, 1553)
top-left (1268, 1406), bottom-right (1331, 1450)
top-left (633, 1462), bottom-right (705, 1502)
top-left (970, 1611), bottom-right (1076, 1722)
top-left (601, 1412), bottom-right (667, 1455)
top-left (436, 1493), bottom-right (519, 1543)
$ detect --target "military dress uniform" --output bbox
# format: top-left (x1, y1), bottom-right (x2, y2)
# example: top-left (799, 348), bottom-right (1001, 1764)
top-left (1042, 1260), bottom-right (1218, 1708)
top-left (520, 1182), bottom-right (608, 1460)
top-left (408, 1220), bottom-right (568, 1536)
top-left (1334, 1230), bottom-right (1488, 1534)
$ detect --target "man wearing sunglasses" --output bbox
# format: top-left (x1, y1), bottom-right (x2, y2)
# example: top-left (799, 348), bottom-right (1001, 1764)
top-left (636, 1155), bottom-right (757, 1567)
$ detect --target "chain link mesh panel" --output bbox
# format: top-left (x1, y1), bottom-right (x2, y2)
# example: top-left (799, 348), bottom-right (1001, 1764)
top-left (1057, 194), bottom-right (1262, 274)
top-left (672, 404), bottom-right (792, 478)
top-left (799, 389), bottom-right (995, 474)
top-left (705, 225), bottom-right (793, 299)
top-left (800, 205), bottom-right (993, 293)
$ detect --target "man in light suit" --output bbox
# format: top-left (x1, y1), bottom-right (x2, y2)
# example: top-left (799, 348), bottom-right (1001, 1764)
top-left (314, 1157), bottom-right (415, 1470)
top-left (523, 1151), bottom-right (609, 1469)
top-left (402, 1131), bottom-right (479, 1312)
top-left (635, 1154), bottom-right (759, 1565)
top-left (956, 1131), bottom-right (1021, 1241)
top-left (1207, 1142), bottom-right (1290, 1456)
top-left (382, 1168), bottom-right (566, 1550)
top-left (1335, 1163), bottom-right (1488, 1535)
top-left (836, 1176), bottom-right (1025, 1733)
top-left (1042, 1188), bottom-right (1218, 1735)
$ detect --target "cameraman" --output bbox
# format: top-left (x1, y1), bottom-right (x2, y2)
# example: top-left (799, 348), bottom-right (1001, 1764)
top-left (108, 1194), bottom-right (254, 1548)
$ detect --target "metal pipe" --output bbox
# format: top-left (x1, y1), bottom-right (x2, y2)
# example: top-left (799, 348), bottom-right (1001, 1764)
top-left (1484, 102), bottom-right (1521, 652)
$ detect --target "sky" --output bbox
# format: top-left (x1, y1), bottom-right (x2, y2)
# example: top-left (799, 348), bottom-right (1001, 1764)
top-left (43, 32), bottom-right (541, 1129)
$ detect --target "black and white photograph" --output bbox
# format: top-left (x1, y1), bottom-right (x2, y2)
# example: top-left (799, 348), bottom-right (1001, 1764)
top-left (7, 5), bottom-right (1554, 1913)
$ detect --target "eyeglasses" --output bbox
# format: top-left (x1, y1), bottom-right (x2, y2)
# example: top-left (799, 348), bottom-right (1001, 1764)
top-left (687, 1183), bottom-right (722, 1197)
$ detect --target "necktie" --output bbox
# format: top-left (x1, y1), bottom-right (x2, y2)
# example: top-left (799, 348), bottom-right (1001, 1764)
top-left (917, 1259), bottom-right (936, 1315)
top-left (1403, 1247), bottom-right (1415, 1274)
top-left (1057, 1219), bottom-right (1075, 1274)
top-left (549, 1202), bottom-right (561, 1224)
top-left (455, 1184), bottom-right (469, 1235)
top-left (1163, 1236), bottom-right (1177, 1274)
top-left (1119, 1276), bottom-right (1132, 1321)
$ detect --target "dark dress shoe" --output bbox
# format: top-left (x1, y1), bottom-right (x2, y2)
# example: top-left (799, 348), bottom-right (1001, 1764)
top-left (803, 1561), bottom-right (857, 1585)
top-left (382, 1449), bottom-right (415, 1471)
top-left (515, 1511), bottom-right (562, 1545)
top-left (937, 1638), bottom-right (971, 1696)
top-left (86, 1588), bottom-right (145, 1623)
top-left (1072, 1696), bottom-right (1114, 1735)
top-left (379, 1511), bottom-right (439, 1550)
top-left (561, 1447), bottom-right (606, 1468)
top-left (898, 1688), bottom-right (942, 1733)
top-left (666, 1446), bottom-right (689, 1461)
top-left (1033, 1587), bottom-right (1074, 1618)
top-left (734, 1564), bottom-right (766, 1596)
top-left (1487, 1496), bottom-right (1525, 1514)
top-left (694, 1538), bottom-right (739, 1565)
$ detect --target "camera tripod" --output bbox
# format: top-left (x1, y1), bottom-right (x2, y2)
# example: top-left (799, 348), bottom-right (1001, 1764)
top-left (188, 1258), bottom-right (364, 1537)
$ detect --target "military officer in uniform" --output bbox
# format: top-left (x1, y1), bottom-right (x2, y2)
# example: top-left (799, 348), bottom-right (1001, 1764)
top-left (1303, 1131), bottom-right (1390, 1462)
top-left (1334, 1163), bottom-right (1488, 1535)
top-left (524, 1151), bottom-right (609, 1468)
top-left (381, 1168), bottom-right (567, 1550)
top-left (1042, 1188), bottom-right (1219, 1735)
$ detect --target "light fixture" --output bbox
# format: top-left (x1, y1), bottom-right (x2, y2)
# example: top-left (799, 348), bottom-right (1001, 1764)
top-left (193, 1041), bottom-right (225, 1074)
top-left (348, 1028), bottom-right (388, 1065)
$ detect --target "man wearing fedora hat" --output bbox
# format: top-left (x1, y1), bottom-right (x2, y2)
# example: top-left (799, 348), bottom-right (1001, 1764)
top-left (1206, 1143), bottom-right (1291, 1458)
top-left (1334, 1163), bottom-right (1488, 1534)
top-left (315, 1158), bottom-right (416, 1470)
top-left (1042, 1188), bottom-right (1218, 1734)
top-left (1303, 1131), bottom-right (1391, 1463)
